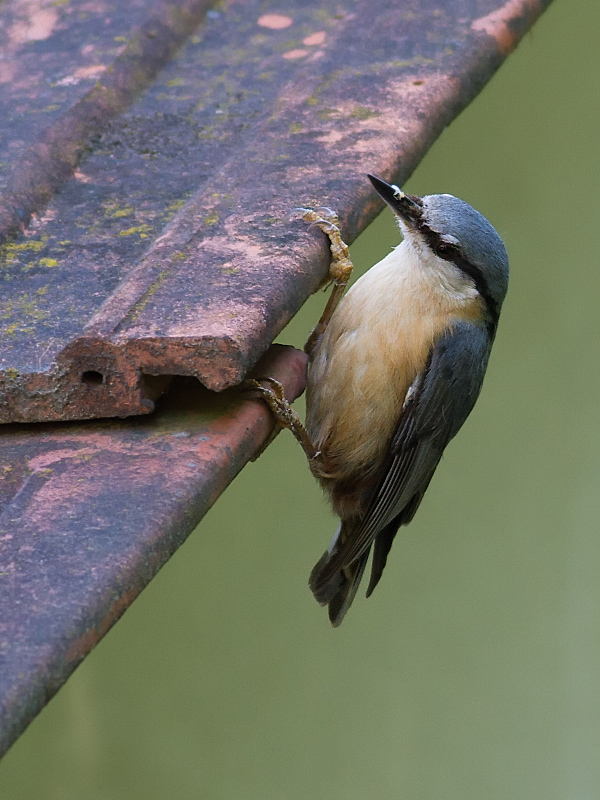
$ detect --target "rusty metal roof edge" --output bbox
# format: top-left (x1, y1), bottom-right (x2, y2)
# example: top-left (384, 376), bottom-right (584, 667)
top-left (0, 344), bottom-right (308, 759)
top-left (0, 0), bottom-right (552, 249)
top-left (0, 0), bottom-right (555, 425)
top-left (0, 0), bottom-right (556, 759)
top-left (0, 330), bottom-right (262, 424)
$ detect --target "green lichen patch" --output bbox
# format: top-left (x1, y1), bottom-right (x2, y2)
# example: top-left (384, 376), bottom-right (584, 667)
top-left (107, 206), bottom-right (135, 218)
top-left (0, 236), bottom-right (49, 267)
top-left (167, 199), bottom-right (186, 212)
top-left (204, 211), bottom-right (219, 226)
top-left (350, 105), bottom-right (380, 120)
top-left (118, 224), bottom-right (152, 239)
top-left (1, 292), bottom-right (50, 331)
top-left (155, 93), bottom-right (192, 102)
top-left (163, 199), bottom-right (187, 222)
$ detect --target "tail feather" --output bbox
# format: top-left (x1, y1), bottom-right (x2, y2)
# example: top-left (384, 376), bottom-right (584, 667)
top-left (365, 521), bottom-right (397, 598)
top-left (309, 519), bottom-right (372, 626)
top-left (327, 551), bottom-right (370, 627)
top-left (309, 549), bottom-right (344, 606)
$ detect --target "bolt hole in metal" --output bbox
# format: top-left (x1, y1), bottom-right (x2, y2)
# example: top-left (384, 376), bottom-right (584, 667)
top-left (81, 371), bottom-right (104, 386)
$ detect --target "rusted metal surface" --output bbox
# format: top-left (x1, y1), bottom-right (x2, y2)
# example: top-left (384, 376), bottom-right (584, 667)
top-left (0, 0), bottom-right (553, 762)
top-left (0, 0), bottom-right (552, 424)
top-left (0, 0), bottom-right (216, 242)
top-left (0, 344), bottom-right (307, 759)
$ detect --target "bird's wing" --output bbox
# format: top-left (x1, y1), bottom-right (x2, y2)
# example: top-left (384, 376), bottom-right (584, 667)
top-left (311, 320), bottom-right (493, 592)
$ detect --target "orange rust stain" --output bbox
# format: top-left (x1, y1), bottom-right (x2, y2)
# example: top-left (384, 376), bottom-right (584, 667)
top-left (257, 13), bottom-right (293, 30)
top-left (74, 65), bottom-right (107, 80)
top-left (28, 447), bottom-right (101, 471)
top-left (27, 7), bottom-right (58, 40)
top-left (0, 62), bottom-right (16, 84)
top-left (57, 65), bottom-right (107, 86)
top-left (9, 6), bottom-right (59, 44)
top-left (472, 0), bottom-right (541, 55)
top-left (317, 130), bottom-right (345, 145)
top-left (65, 589), bottom-right (139, 663)
top-left (283, 49), bottom-right (309, 60)
top-left (24, 430), bottom-right (165, 459)
top-left (303, 31), bottom-right (326, 46)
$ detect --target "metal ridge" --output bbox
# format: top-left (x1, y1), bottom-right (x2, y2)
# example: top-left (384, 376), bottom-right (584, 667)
top-left (0, 0), bottom-right (553, 424)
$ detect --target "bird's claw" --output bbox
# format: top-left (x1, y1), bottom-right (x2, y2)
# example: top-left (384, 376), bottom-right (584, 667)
top-left (244, 377), bottom-right (287, 406)
top-left (292, 206), bottom-right (340, 232)
top-left (242, 378), bottom-right (318, 460)
top-left (243, 378), bottom-right (302, 431)
top-left (293, 205), bottom-right (352, 287)
top-left (307, 219), bottom-right (338, 234)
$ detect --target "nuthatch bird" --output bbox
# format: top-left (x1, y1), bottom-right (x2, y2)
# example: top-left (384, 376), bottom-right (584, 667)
top-left (249, 174), bottom-right (509, 626)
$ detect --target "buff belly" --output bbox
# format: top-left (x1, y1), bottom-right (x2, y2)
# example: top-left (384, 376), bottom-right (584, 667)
top-left (305, 238), bottom-right (482, 518)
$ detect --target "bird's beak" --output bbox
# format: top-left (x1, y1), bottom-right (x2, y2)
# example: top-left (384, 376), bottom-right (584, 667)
top-left (367, 174), bottom-right (423, 227)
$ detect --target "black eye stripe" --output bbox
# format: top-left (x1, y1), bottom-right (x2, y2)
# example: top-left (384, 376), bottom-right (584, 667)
top-left (415, 221), bottom-right (499, 333)
top-left (434, 242), bottom-right (456, 259)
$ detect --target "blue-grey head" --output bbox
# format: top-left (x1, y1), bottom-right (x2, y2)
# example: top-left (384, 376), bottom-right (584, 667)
top-left (368, 174), bottom-right (509, 333)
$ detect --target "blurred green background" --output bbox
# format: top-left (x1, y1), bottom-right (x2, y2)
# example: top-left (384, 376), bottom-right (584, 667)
top-left (2, 0), bottom-right (599, 797)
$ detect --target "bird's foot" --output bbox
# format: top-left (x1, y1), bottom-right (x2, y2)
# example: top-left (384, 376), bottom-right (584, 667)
top-left (293, 206), bottom-right (354, 355)
top-left (243, 377), bottom-right (319, 461)
top-left (293, 207), bottom-right (353, 287)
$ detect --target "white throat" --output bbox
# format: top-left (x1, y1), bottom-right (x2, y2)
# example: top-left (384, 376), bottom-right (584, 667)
top-left (396, 227), bottom-right (479, 305)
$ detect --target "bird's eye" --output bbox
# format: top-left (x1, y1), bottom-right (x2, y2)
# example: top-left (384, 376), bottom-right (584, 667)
top-left (435, 242), bottom-right (454, 259)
